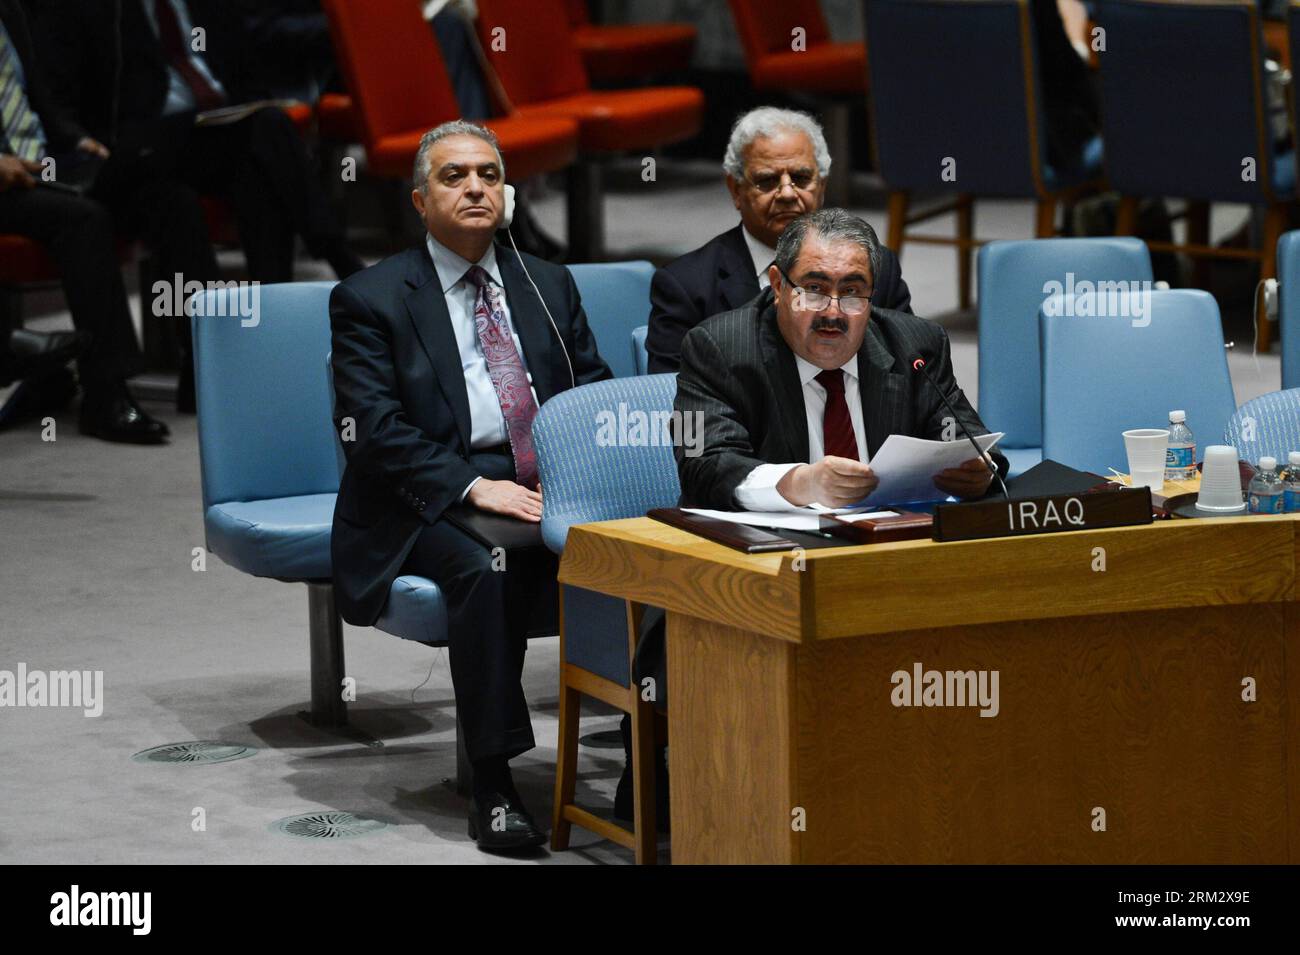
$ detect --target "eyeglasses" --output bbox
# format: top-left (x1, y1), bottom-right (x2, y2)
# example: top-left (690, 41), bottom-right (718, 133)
top-left (775, 265), bottom-right (872, 316)
top-left (743, 169), bottom-right (818, 194)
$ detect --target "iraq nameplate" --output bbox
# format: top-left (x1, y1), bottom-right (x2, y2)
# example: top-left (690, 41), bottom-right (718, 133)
top-left (931, 486), bottom-right (1153, 542)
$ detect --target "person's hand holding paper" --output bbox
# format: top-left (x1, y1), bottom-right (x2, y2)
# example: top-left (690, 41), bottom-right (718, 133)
top-left (859, 432), bottom-right (1003, 506)
top-left (934, 453), bottom-right (999, 500)
top-left (775, 455), bottom-right (880, 508)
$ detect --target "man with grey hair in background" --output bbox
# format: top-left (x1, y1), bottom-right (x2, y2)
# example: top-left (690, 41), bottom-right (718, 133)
top-left (645, 106), bottom-right (912, 373)
top-left (329, 120), bottom-right (611, 854)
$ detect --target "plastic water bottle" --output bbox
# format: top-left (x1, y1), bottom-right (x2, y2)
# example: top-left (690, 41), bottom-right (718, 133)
top-left (1282, 451), bottom-right (1300, 513)
top-left (1248, 456), bottom-right (1285, 514)
top-left (1164, 410), bottom-right (1196, 480)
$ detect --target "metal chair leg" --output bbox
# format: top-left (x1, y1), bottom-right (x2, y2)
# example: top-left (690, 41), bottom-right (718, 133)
top-left (306, 582), bottom-right (347, 727)
top-left (566, 160), bottom-right (604, 263)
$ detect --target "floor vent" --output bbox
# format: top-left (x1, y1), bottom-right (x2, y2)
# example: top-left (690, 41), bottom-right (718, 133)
top-left (131, 741), bottom-right (256, 765)
top-left (270, 811), bottom-right (388, 840)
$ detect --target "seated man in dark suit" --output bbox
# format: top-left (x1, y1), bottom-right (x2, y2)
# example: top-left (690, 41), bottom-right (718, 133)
top-left (676, 207), bottom-right (1005, 511)
top-left (624, 209), bottom-right (1001, 830)
top-left (0, 0), bottom-right (168, 443)
top-left (646, 106), bottom-right (912, 374)
top-left (330, 121), bottom-right (612, 854)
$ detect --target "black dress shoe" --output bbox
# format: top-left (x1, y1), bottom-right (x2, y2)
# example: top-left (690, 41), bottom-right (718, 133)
top-left (0, 328), bottom-right (90, 387)
top-left (468, 790), bottom-right (547, 853)
top-left (79, 385), bottom-right (170, 444)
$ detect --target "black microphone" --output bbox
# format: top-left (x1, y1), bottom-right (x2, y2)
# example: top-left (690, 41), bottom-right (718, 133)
top-left (911, 357), bottom-right (1008, 500)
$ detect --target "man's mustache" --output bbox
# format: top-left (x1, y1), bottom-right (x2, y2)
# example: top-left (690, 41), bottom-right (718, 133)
top-left (810, 316), bottom-right (848, 333)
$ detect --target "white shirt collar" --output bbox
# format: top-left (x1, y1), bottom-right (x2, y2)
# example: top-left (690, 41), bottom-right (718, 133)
top-left (795, 353), bottom-right (860, 388)
top-left (426, 234), bottom-right (502, 293)
top-left (740, 225), bottom-right (777, 286)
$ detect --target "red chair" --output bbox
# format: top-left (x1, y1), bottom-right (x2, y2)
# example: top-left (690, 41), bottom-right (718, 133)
top-left (728, 0), bottom-right (867, 94)
top-left (727, 0), bottom-right (867, 204)
top-left (563, 0), bottom-right (696, 83)
top-left (316, 92), bottom-right (360, 143)
top-left (321, 0), bottom-right (578, 222)
top-left (0, 234), bottom-right (59, 290)
top-left (475, 0), bottom-right (704, 260)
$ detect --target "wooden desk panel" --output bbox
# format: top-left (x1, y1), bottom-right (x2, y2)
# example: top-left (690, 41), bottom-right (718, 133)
top-left (793, 603), bottom-right (1287, 864)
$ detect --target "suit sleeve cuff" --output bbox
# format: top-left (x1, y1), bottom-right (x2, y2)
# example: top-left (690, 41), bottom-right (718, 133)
top-left (460, 476), bottom-right (482, 503)
top-left (733, 463), bottom-right (803, 511)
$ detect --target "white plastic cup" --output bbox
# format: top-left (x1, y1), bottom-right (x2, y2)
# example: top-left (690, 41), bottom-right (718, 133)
top-left (1123, 428), bottom-right (1169, 491)
top-left (1195, 444), bottom-right (1245, 512)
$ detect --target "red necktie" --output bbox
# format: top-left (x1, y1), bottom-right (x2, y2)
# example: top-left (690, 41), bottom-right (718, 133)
top-left (466, 265), bottom-right (540, 489)
top-left (815, 368), bottom-right (859, 461)
top-left (154, 0), bottom-right (225, 112)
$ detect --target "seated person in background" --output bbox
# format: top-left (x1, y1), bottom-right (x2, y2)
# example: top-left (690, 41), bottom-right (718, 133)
top-left (675, 207), bottom-right (1006, 512)
top-left (646, 106), bottom-right (911, 373)
top-left (0, 0), bottom-right (168, 443)
top-left (330, 121), bottom-right (611, 855)
top-left (32, 0), bottom-right (363, 285)
top-left (186, 0), bottom-right (338, 104)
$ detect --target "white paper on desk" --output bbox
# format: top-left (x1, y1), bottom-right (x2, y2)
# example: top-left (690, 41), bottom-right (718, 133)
top-left (861, 432), bottom-right (1004, 506)
top-left (681, 508), bottom-right (900, 531)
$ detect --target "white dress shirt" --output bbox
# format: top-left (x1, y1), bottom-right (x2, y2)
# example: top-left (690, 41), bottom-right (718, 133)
top-left (425, 234), bottom-right (538, 499)
top-left (741, 226), bottom-right (777, 290)
top-left (733, 354), bottom-right (870, 511)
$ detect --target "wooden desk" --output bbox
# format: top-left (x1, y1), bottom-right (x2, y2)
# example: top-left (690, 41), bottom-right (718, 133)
top-left (559, 515), bottom-right (1300, 863)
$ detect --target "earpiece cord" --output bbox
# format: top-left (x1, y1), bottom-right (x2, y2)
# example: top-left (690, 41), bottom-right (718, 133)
top-left (506, 226), bottom-right (576, 389)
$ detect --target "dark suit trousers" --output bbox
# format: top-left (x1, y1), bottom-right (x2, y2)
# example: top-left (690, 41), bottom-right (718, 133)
top-left (181, 107), bottom-right (345, 284)
top-left (93, 169), bottom-right (222, 365)
top-left (0, 187), bottom-right (143, 389)
top-left (399, 451), bottom-right (557, 763)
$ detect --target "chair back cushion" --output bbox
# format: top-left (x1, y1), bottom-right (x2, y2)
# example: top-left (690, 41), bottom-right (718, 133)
top-left (865, 0), bottom-right (1043, 195)
top-left (534, 374), bottom-right (681, 553)
top-left (1223, 389), bottom-right (1300, 468)
top-left (1096, 0), bottom-right (1276, 202)
top-left (979, 237), bottom-right (1153, 448)
top-left (1276, 230), bottom-right (1300, 390)
top-left (475, 0), bottom-right (590, 105)
top-left (566, 261), bottom-right (655, 379)
top-left (193, 282), bottom-right (341, 508)
top-left (1040, 288), bottom-right (1237, 474)
top-left (322, 0), bottom-right (459, 150)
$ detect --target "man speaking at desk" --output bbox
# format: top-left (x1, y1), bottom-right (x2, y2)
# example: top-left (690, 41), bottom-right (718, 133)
top-left (330, 121), bottom-right (610, 854)
top-left (675, 208), bottom-right (1007, 510)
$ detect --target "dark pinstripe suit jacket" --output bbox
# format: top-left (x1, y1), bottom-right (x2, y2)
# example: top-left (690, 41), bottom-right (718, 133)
top-left (674, 288), bottom-right (1007, 510)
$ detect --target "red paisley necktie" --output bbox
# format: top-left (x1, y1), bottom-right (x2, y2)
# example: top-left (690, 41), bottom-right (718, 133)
top-left (465, 265), bottom-right (540, 489)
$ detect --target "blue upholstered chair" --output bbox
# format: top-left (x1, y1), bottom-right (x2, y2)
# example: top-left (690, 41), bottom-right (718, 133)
top-left (1096, 0), bottom-right (1293, 352)
top-left (865, 0), bottom-right (1103, 309)
top-left (631, 325), bottom-right (650, 376)
top-left (533, 373), bottom-right (680, 863)
top-left (193, 284), bottom-right (448, 748)
top-left (978, 238), bottom-right (1154, 476)
top-left (1039, 289), bottom-right (1237, 475)
top-left (1223, 389), bottom-right (1300, 468)
top-left (1274, 231), bottom-right (1300, 391)
top-left (566, 261), bottom-right (655, 378)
